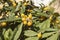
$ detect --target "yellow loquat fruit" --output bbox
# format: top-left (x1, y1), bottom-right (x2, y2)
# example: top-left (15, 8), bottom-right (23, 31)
top-left (22, 18), bottom-right (26, 21)
top-left (56, 20), bottom-right (60, 24)
top-left (44, 6), bottom-right (50, 11)
top-left (23, 2), bottom-right (28, 6)
top-left (27, 21), bottom-right (32, 26)
top-left (15, 16), bottom-right (19, 18)
top-left (28, 13), bottom-right (32, 19)
top-left (37, 32), bottom-right (42, 38)
top-left (21, 13), bottom-right (25, 17)
top-left (12, 2), bottom-right (16, 7)
top-left (23, 21), bottom-right (27, 25)
top-left (1, 22), bottom-right (7, 27)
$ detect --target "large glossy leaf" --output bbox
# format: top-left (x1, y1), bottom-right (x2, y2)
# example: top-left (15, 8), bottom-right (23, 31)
top-left (46, 32), bottom-right (59, 40)
top-left (24, 30), bottom-right (37, 36)
top-left (42, 32), bottom-right (55, 38)
top-left (13, 23), bottom-right (23, 40)
top-left (25, 37), bottom-right (38, 40)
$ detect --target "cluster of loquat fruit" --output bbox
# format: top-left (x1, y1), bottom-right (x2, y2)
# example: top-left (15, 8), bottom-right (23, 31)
top-left (21, 13), bottom-right (32, 26)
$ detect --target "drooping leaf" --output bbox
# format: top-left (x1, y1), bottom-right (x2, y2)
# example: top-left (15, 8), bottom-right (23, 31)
top-left (24, 30), bottom-right (37, 36)
top-left (25, 37), bottom-right (38, 40)
top-left (13, 23), bottom-right (23, 40)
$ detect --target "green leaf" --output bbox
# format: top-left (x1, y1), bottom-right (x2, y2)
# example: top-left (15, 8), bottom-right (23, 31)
top-left (42, 32), bottom-right (55, 38)
top-left (4, 28), bottom-right (13, 40)
top-left (25, 37), bottom-right (38, 40)
top-left (2, 28), bottom-right (6, 35)
top-left (9, 30), bottom-right (14, 40)
top-left (0, 18), bottom-right (21, 22)
top-left (39, 19), bottom-right (50, 32)
top-left (21, 5), bottom-right (25, 13)
top-left (37, 13), bottom-right (49, 17)
top-left (0, 12), bottom-right (21, 22)
top-left (13, 23), bottom-right (23, 40)
top-left (46, 32), bottom-right (59, 40)
top-left (45, 28), bottom-right (58, 31)
top-left (7, 12), bottom-right (15, 19)
top-left (10, 27), bottom-right (18, 40)
top-left (15, 2), bottom-right (21, 12)
top-left (24, 30), bottom-right (37, 36)
top-left (0, 37), bottom-right (2, 40)
top-left (34, 8), bottom-right (41, 12)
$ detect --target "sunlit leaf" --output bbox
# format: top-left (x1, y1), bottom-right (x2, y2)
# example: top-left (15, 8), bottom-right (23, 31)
top-left (24, 30), bottom-right (37, 36)
top-left (13, 23), bottom-right (23, 40)
top-left (39, 19), bottom-right (51, 32)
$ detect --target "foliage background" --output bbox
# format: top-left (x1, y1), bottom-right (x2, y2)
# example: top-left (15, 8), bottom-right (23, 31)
top-left (0, 0), bottom-right (60, 40)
